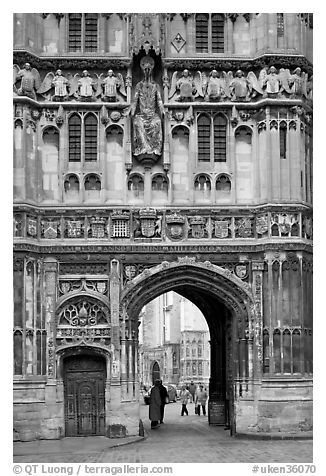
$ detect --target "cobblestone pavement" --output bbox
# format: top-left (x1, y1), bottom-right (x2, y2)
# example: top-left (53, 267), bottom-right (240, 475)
top-left (13, 402), bottom-right (313, 464)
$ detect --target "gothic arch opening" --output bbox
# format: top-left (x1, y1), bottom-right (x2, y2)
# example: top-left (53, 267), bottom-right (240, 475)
top-left (121, 260), bottom-right (255, 434)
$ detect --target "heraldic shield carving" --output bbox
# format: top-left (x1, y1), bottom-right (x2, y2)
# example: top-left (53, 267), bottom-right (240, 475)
top-left (166, 213), bottom-right (186, 240)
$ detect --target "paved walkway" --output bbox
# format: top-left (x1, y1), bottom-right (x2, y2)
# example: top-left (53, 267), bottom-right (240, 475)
top-left (13, 402), bottom-right (313, 464)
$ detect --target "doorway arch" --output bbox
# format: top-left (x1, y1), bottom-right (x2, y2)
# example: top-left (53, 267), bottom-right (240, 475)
top-left (151, 361), bottom-right (161, 384)
top-left (121, 258), bottom-right (257, 433)
top-left (62, 350), bottom-right (107, 437)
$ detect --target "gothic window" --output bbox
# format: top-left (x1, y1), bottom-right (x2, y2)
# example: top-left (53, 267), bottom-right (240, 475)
top-left (69, 114), bottom-right (81, 162)
top-left (280, 121), bottom-right (287, 159)
top-left (194, 174), bottom-right (211, 191)
top-left (152, 174), bottom-right (168, 192)
top-left (196, 14), bottom-right (224, 53)
top-left (186, 347), bottom-right (190, 357)
top-left (128, 174), bottom-right (144, 199)
top-left (186, 362), bottom-right (190, 375)
top-left (192, 347), bottom-right (196, 357)
top-left (198, 362), bottom-right (203, 375)
top-left (13, 330), bottom-right (23, 375)
top-left (68, 13), bottom-right (98, 52)
top-left (85, 174), bottom-right (101, 191)
top-left (214, 115), bottom-right (227, 161)
top-left (84, 114), bottom-right (98, 161)
top-left (197, 114), bottom-right (211, 161)
top-left (211, 14), bottom-right (224, 52)
top-left (196, 14), bottom-right (208, 52)
top-left (292, 329), bottom-right (301, 373)
top-left (198, 113), bottom-right (228, 163)
top-left (198, 345), bottom-right (202, 357)
top-left (283, 329), bottom-right (291, 373)
top-left (216, 174), bottom-right (231, 193)
top-left (64, 175), bottom-right (80, 202)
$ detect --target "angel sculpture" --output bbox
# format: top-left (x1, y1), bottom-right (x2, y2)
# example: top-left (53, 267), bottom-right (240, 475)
top-left (99, 69), bottom-right (126, 102)
top-left (205, 70), bottom-right (230, 101)
top-left (13, 63), bottom-right (41, 100)
top-left (65, 70), bottom-right (96, 101)
top-left (262, 66), bottom-right (281, 95)
top-left (229, 69), bottom-right (263, 102)
top-left (37, 69), bottom-right (70, 101)
top-left (289, 68), bottom-right (308, 98)
top-left (169, 69), bottom-right (205, 102)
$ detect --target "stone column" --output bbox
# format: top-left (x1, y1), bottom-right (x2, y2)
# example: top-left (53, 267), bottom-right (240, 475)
top-left (252, 261), bottom-right (264, 380)
top-left (43, 257), bottom-right (61, 439)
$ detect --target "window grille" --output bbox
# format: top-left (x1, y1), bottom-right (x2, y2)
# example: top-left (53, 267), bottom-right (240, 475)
top-left (69, 114), bottom-right (81, 162)
top-left (196, 14), bottom-right (209, 52)
top-left (84, 14), bottom-right (98, 51)
top-left (68, 14), bottom-right (82, 52)
top-left (214, 115), bottom-right (227, 161)
top-left (84, 115), bottom-right (98, 161)
top-left (69, 13), bottom-right (98, 52)
top-left (198, 115), bottom-right (211, 161)
top-left (212, 14), bottom-right (224, 52)
top-left (112, 220), bottom-right (130, 238)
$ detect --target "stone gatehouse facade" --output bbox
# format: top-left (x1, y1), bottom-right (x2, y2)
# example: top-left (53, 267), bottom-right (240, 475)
top-left (13, 13), bottom-right (313, 441)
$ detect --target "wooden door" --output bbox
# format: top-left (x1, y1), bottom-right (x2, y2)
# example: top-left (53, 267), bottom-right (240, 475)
top-left (64, 355), bottom-right (106, 436)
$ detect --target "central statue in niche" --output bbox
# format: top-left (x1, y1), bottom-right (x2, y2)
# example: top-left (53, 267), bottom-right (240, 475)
top-left (131, 56), bottom-right (164, 162)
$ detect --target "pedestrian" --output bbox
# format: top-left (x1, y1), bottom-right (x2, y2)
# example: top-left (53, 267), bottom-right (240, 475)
top-left (195, 384), bottom-right (208, 416)
top-left (188, 380), bottom-right (197, 403)
top-left (180, 385), bottom-right (191, 416)
top-left (149, 379), bottom-right (162, 428)
top-left (158, 380), bottom-right (169, 424)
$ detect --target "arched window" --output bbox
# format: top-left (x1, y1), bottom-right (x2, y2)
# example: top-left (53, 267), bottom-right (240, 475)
top-left (84, 114), bottom-right (98, 161)
top-left (216, 174), bottom-right (231, 193)
top-left (198, 115), bottom-right (211, 162)
top-left (85, 174), bottom-right (101, 191)
top-left (64, 174), bottom-right (79, 193)
top-left (273, 329), bottom-right (281, 373)
top-left (214, 115), bottom-right (227, 161)
top-left (195, 174), bottom-right (211, 191)
top-left (69, 13), bottom-right (98, 52)
top-left (196, 13), bottom-right (225, 53)
top-left (68, 114), bottom-right (81, 162)
top-left (152, 174), bottom-right (168, 192)
top-left (128, 174), bottom-right (144, 199)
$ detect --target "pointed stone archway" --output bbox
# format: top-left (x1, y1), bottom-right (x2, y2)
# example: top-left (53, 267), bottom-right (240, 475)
top-left (120, 257), bottom-right (261, 435)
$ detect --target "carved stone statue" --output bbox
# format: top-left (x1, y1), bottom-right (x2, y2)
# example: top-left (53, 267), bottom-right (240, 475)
top-left (130, 56), bottom-right (164, 161)
top-left (229, 69), bottom-right (263, 101)
top-left (205, 70), bottom-right (230, 101)
top-left (289, 68), bottom-right (308, 97)
top-left (77, 70), bottom-right (96, 101)
top-left (13, 63), bottom-right (41, 100)
top-left (52, 70), bottom-right (70, 99)
top-left (37, 69), bottom-right (70, 101)
top-left (169, 69), bottom-right (205, 102)
top-left (101, 70), bottom-right (126, 102)
top-left (263, 66), bottom-right (280, 95)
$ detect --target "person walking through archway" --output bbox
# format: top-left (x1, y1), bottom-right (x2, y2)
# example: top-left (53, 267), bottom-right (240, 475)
top-left (195, 384), bottom-right (208, 416)
top-left (158, 380), bottom-right (168, 424)
top-left (149, 379), bottom-right (162, 428)
top-left (180, 385), bottom-right (191, 416)
top-left (188, 380), bottom-right (197, 403)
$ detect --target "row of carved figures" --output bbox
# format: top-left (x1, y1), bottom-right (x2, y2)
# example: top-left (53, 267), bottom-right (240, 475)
top-left (13, 63), bottom-right (312, 103)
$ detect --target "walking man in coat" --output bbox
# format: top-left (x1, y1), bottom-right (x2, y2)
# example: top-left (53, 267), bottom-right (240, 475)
top-left (158, 380), bottom-right (168, 424)
top-left (149, 379), bottom-right (162, 428)
top-left (180, 385), bottom-right (191, 416)
top-left (195, 384), bottom-right (208, 416)
top-left (188, 380), bottom-right (197, 403)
